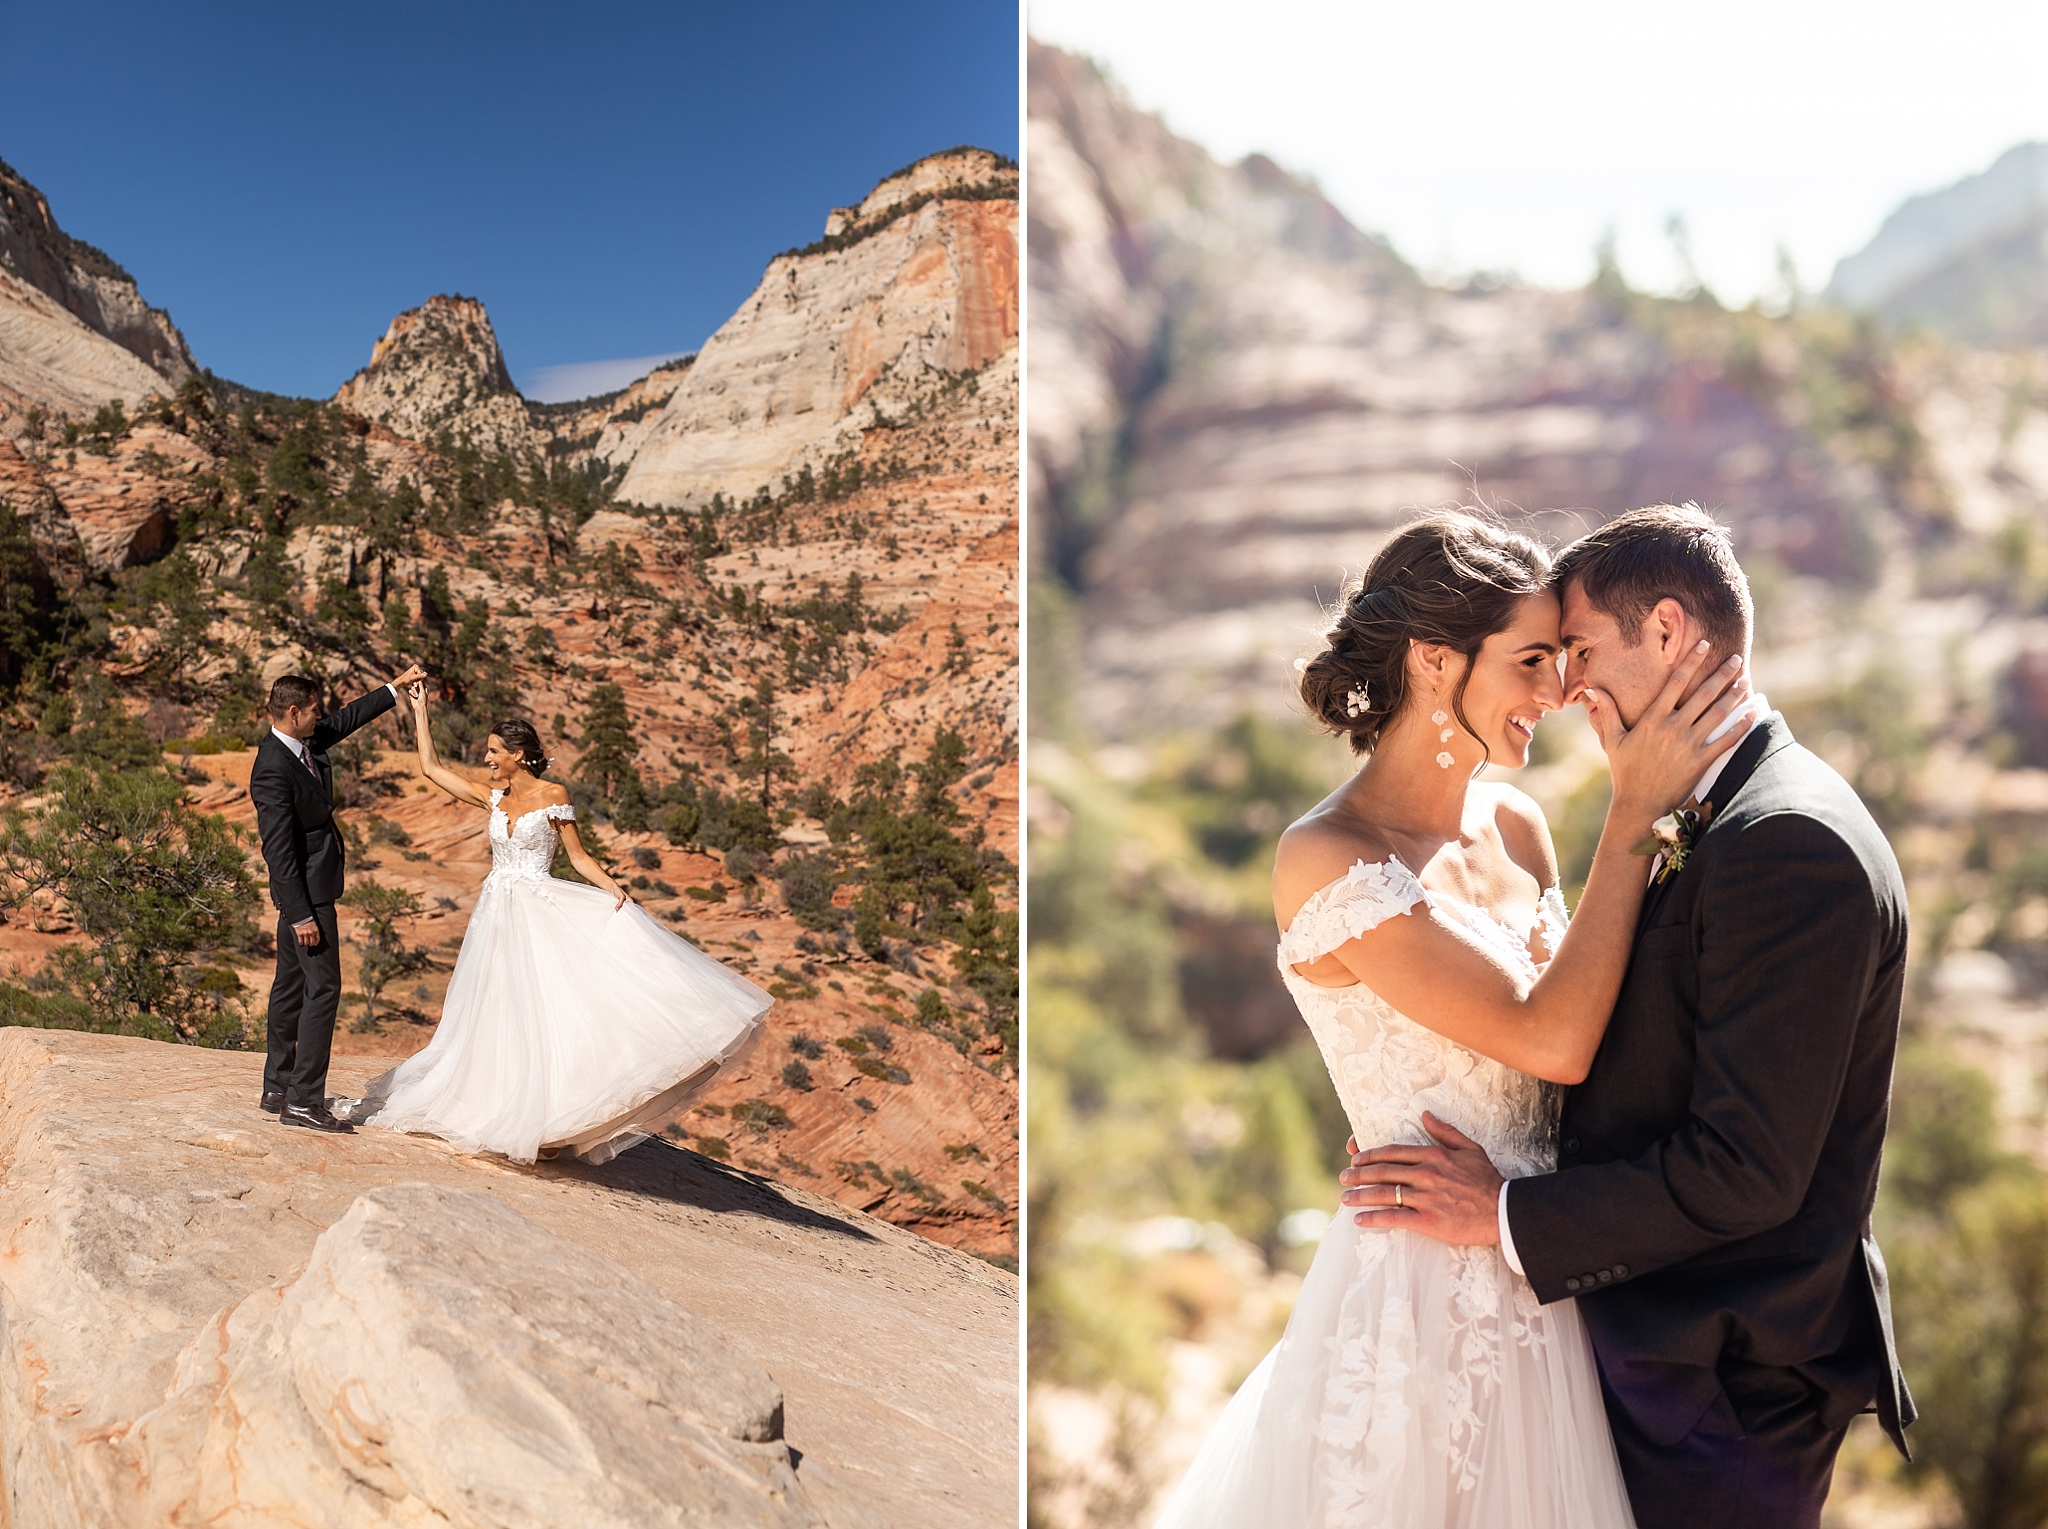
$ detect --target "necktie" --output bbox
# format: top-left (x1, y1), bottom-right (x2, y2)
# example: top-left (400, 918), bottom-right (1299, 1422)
top-left (298, 742), bottom-right (320, 781)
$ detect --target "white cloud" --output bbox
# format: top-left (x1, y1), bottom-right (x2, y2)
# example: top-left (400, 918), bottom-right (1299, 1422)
top-left (518, 352), bottom-right (691, 404)
top-left (1028, 0), bottom-right (2048, 302)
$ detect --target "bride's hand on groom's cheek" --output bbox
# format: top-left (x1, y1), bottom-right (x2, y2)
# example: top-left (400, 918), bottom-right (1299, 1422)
top-left (1338, 1111), bottom-right (1504, 1246)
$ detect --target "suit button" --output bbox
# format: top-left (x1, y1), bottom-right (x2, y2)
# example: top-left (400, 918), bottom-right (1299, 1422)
top-left (1613, 1264), bottom-right (1628, 1279)
top-left (1563, 1137), bottom-right (1581, 1155)
top-left (1597, 1269), bottom-right (1613, 1284)
top-left (1565, 1277), bottom-right (1582, 1292)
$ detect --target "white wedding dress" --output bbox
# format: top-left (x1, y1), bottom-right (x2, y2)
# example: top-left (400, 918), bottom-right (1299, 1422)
top-left (1154, 857), bottom-right (1637, 1529)
top-left (356, 790), bottom-right (772, 1165)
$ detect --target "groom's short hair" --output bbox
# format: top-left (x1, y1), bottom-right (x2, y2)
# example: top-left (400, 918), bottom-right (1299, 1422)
top-left (1551, 503), bottom-right (1752, 656)
top-left (267, 675), bottom-right (323, 718)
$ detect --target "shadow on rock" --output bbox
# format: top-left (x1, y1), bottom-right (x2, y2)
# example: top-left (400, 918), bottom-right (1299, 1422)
top-left (553, 1135), bottom-right (885, 1243)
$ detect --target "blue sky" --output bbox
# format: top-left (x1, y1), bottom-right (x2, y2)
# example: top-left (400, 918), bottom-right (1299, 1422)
top-left (0, 1), bottom-right (1018, 400)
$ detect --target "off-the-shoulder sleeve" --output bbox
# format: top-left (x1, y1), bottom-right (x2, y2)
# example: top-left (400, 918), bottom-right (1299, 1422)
top-left (542, 802), bottom-right (576, 822)
top-left (1534, 885), bottom-right (1569, 959)
top-left (1277, 858), bottom-right (1428, 970)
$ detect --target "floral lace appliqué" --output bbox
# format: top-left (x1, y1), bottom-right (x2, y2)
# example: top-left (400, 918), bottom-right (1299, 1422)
top-left (481, 789), bottom-right (577, 899)
top-left (1279, 857), bottom-right (1568, 1506)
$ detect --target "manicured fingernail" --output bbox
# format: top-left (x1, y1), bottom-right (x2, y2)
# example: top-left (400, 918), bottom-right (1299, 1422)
top-left (1695, 639), bottom-right (1710, 653)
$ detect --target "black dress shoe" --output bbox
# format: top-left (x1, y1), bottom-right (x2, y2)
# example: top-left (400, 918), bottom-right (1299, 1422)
top-left (259, 1091), bottom-right (285, 1113)
top-left (279, 1101), bottom-right (356, 1134)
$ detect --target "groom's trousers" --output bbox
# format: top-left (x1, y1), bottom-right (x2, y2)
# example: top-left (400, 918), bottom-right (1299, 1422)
top-left (264, 903), bottom-right (342, 1108)
top-left (1605, 1358), bottom-right (1852, 1529)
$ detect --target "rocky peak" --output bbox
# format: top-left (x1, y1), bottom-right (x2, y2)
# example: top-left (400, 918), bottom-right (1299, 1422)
top-left (1829, 142), bottom-right (2048, 311)
top-left (822, 146), bottom-right (1017, 238)
top-left (334, 293), bottom-right (536, 454)
top-left (614, 155), bottom-right (1017, 508)
top-left (0, 155), bottom-right (195, 387)
top-left (1826, 141), bottom-right (2048, 346)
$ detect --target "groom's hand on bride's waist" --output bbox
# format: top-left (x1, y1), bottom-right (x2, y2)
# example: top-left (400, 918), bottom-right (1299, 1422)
top-left (1339, 1112), bottom-right (1504, 1246)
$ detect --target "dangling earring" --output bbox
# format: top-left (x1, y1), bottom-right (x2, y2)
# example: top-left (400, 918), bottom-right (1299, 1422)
top-left (1431, 707), bottom-right (1454, 769)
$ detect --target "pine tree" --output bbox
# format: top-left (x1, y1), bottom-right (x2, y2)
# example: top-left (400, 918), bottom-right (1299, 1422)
top-left (737, 676), bottom-right (797, 811)
top-left (576, 682), bottom-right (642, 805)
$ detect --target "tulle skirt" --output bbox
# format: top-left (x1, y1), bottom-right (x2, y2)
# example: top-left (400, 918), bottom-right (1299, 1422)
top-left (1153, 1207), bottom-right (1637, 1529)
top-left (358, 872), bottom-right (771, 1165)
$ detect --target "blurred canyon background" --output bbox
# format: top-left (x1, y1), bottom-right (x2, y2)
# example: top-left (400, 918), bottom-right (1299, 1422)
top-left (1027, 36), bottom-right (2048, 1529)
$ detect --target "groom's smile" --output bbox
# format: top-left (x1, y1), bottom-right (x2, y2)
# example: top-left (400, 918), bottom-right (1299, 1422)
top-left (1558, 580), bottom-right (1730, 732)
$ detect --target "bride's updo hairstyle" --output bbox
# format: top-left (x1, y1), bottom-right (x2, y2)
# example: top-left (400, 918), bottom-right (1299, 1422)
top-left (491, 718), bottom-right (553, 776)
top-left (1299, 511), bottom-right (1551, 756)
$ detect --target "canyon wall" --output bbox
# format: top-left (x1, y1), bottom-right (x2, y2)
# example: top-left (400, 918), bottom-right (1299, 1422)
top-left (0, 155), bottom-right (194, 389)
top-left (614, 151), bottom-right (1017, 508)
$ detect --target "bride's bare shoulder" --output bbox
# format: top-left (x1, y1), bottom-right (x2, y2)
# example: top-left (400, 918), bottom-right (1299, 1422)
top-left (1482, 782), bottom-right (1559, 886)
top-left (537, 780), bottom-right (572, 806)
top-left (1273, 803), bottom-right (1398, 918)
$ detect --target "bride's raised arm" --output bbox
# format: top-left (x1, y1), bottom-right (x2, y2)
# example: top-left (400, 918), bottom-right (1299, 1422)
top-left (404, 682), bottom-right (494, 807)
top-left (1277, 644), bottom-right (1750, 1085)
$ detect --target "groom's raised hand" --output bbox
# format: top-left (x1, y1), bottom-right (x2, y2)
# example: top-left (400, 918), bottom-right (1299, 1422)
top-left (1339, 1112), bottom-right (1504, 1245)
top-left (388, 663), bottom-right (429, 692)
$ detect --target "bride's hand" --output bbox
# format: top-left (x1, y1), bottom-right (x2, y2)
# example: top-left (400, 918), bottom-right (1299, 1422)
top-left (610, 883), bottom-right (631, 911)
top-left (1589, 641), bottom-right (1754, 825)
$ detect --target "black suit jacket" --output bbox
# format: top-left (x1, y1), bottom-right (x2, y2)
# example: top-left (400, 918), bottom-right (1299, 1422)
top-left (248, 686), bottom-right (397, 926)
top-left (1506, 715), bottom-right (1914, 1455)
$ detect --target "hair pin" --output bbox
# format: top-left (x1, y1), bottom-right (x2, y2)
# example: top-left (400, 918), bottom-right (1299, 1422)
top-left (1345, 686), bottom-right (1371, 718)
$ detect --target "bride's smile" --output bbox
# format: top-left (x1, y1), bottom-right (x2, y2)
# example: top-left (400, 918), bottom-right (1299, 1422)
top-left (1446, 591), bottom-right (1566, 771)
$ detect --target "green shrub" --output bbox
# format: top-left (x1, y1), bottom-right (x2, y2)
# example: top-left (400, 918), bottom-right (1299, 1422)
top-left (855, 1057), bottom-right (910, 1085)
top-left (778, 849), bottom-right (843, 929)
top-left (0, 764), bottom-right (257, 1044)
top-left (731, 1099), bottom-right (790, 1131)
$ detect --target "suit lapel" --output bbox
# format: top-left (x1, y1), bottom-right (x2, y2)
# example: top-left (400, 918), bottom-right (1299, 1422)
top-left (1699, 711), bottom-right (1782, 819)
top-left (1635, 713), bottom-right (1785, 929)
top-left (264, 732), bottom-right (332, 811)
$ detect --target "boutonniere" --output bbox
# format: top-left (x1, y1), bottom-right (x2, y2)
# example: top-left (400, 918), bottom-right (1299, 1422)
top-left (1632, 801), bottom-right (1713, 884)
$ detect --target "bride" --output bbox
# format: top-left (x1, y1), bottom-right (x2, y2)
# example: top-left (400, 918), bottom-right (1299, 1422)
top-left (1153, 513), bottom-right (1753, 1528)
top-left (347, 681), bottom-right (772, 1164)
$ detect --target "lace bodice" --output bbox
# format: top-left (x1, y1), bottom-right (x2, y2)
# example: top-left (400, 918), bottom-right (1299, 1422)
top-left (1279, 857), bottom-right (1567, 1179)
top-left (484, 789), bottom-right (576, 883)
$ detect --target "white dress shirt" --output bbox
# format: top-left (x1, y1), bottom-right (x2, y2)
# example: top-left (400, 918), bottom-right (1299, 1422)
top-left (1497, 692), bottom-right (1768, 1277)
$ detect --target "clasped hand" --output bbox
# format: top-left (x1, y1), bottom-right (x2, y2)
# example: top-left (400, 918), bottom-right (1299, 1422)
top-left (1338, 1111), bottom-right (1506, 1246)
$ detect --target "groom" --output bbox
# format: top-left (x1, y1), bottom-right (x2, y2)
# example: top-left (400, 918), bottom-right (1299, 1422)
top-left (249, 665), bottom-right (425, 1133)
top-left (1341, 505), bottom-right (1912, 1529)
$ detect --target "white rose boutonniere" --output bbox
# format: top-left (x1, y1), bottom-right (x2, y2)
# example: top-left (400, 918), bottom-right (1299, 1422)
top-left (1631, 802), bottom-right (1713, 884)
